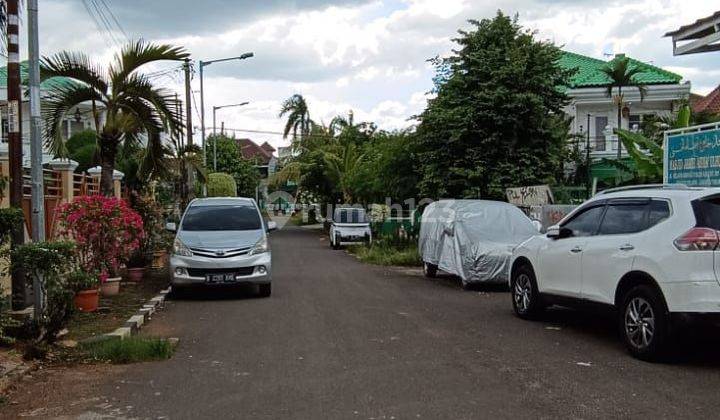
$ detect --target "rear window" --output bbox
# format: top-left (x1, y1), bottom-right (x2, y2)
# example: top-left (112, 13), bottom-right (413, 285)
top-left (693, 196), bottom-right (720, 230)
top-left (334, 208), bottom-right (368, 223)
top-left (182, 205), bottom-right (262, 231)
top-left (598, 203), bottom-right (647, 235)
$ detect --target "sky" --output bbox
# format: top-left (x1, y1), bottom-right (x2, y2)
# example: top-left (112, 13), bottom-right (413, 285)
top-left (17, 0), bottom-right (720, 149)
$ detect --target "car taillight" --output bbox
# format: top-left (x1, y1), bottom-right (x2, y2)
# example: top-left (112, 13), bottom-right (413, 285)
top-left (674, 227), bottom-right (720, 251)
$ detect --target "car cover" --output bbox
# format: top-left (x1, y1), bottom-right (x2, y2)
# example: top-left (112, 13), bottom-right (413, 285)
top-left (419, 200), bottom-right (540, 285)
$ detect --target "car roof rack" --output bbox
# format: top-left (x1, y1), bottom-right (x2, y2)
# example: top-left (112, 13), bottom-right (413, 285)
top-left (597, 184), bottom-right (692, 195)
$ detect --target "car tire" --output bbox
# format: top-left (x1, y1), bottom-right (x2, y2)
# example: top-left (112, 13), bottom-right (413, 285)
top-left (423, 262), bottom-right (437, 278)
top-left (619, 285), bottom-right (670, 362)
top-left (259, 284), bottom-right (272, 298)
top-left (510, 264), bottom-right (543, 319)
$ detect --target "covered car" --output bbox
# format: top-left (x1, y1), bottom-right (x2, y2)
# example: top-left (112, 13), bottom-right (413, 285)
top-left (419, 200), bottom-right (540, 286)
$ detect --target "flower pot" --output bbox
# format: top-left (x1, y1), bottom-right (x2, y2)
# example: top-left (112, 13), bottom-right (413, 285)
top-left (127, 267), bottom-right (145, 282)
top-left (100, 277), bottom-right (121, 296)
top-left (74, 289), bottom-right (99, 312)
top-left (151, 250), bottom-right (167, 269)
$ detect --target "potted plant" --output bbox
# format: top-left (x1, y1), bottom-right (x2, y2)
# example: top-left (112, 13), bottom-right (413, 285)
top-left (57, 195), bottom-right (145, 296)
top-left (126, 250), bottom-right (148, 282)
top-left (67, 271), bottom-right (100, 312)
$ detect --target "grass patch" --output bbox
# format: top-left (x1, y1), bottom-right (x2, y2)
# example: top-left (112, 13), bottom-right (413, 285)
top-left (348, 242), bottom-right (421, 267)
top-left (81, 337), bottom-right (174, 364)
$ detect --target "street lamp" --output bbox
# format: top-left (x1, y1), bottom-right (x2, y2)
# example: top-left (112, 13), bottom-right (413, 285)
top-left (199, 52), bottom-right (254, 167)
top-left (212, 101), bottom-right (249, 171)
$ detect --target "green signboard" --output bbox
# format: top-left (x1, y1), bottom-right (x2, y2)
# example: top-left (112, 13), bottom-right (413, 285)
top-left (664, 124), bottom-right (720, 187)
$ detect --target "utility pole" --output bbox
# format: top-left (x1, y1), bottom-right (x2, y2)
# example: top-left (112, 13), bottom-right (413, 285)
top-left (28, 0), bottom-right (45, 316)
top-left (586, 113), bottom-right (592, 199)
top-left (7, 0), bottom-right (25, 310)
top-left (182, 58), bottom-right (195, 204)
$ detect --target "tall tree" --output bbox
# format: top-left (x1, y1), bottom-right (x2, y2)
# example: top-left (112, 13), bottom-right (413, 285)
top-left (600, 55), bottom-right (647, 159)
top-left (414, 13), bottom-right (574, 200)
top-left (279, 94), bottom-right (313, 142)
top-left (41, 41), bottom-right (189, 195)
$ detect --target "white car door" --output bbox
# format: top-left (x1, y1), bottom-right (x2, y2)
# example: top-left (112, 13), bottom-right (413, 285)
top-left (581, 199), bottom-right (652, 305)
top-left (538, 204), bottom-right (606, 298)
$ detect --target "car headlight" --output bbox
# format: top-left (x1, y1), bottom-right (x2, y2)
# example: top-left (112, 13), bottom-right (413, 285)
top-left (173, 237), bottom-right (193, 256)
top-left (250, 236), bottom-right (268, 255)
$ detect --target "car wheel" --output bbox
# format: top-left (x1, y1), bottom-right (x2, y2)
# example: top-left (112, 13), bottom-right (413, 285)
top-left (259, 284), bottom-right (272, 297)
top-left (620, 285), bottom-right (670, 361)
top-left (511, 265), bottom-right (543, 319)
top-left (423, 262), bottom-right (437, 278)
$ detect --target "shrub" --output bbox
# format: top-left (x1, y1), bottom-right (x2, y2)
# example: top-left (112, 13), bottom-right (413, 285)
top-left (65, 270), bottom-right (99, 292)
top-left (12, 241), bottom-right (77, 343)
top-left (128, 191), bottom-right (164, 266)
top-left (207, 172), bottom-right (237, 197)
top-left (57, 196), bottom-right (144, 277)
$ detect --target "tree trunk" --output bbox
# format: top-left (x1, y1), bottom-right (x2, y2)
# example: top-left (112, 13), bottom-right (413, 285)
top-left (99, 134), bottom-right (119, 197)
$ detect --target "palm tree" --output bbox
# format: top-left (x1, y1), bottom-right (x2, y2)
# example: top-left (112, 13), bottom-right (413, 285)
top-left (279, 94), bottom-right (313, 141)
top-left (40, 40), bottom-right (189, 195)
top-left (323, 142), bottom-right (364, 203)
top-left (600, 55), bottom-right (647, 159)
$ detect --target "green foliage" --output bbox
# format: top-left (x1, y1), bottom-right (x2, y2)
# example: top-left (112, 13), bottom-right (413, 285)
top-left (81, 337), bottom-right (175, 364)
top-left (279, 94), bottom-right (313, 140)
top-left (616, 129), bottom-right (663, 181)
top-left (413, 13), bottom-right (573, 199)
top-left (0, 208), bottom-right (24, 240)
top-left (206, 134), bottom-right (261, 198)
top-left (12, 241), bottom-right (78, 343)
top-left (207, 172), bottom-right (237, 197)
top-left (66, 130), bottom-right (97, 172)
top-left (65, 270), bottom-right (99, 292)
top-left (348, 242), bottom-right (421, 267)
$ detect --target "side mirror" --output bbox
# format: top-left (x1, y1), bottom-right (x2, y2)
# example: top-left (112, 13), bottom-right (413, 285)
top-left (547, 225), bottom-right (572, 239)
top-left (165, 222), bottom-right (177, 232)
top-left (267, 221), bottom-right (278, 232)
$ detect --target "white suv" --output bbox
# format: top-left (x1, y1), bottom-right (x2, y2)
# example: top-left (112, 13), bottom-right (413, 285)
top-left (509, 185), bottom-right (720, 360)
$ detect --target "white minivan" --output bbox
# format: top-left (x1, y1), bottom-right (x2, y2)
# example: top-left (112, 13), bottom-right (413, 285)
top-left (168, 197), bottom-right (276, 297)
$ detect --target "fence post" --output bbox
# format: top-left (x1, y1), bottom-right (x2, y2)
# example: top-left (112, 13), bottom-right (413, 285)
top-left (112, 170), bottom-right (124, 199)
top-left (48, 159), bottom-right (78, 203)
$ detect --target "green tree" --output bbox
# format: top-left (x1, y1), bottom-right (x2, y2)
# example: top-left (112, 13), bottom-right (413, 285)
top-left (66, 130), bottom-right (97, 172)
top-left (600, 56), bottom-right (647, 159)
top-left (414, 13), bottom-right (574, 200)
top-left (41, 41), bottom-right (189, 195)
top-left (206, 134), bottom-right (261, 198)
top-left (279, 94), bottom-right (313, 141)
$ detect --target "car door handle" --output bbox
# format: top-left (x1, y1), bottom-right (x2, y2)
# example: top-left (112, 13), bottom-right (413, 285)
top-left (570, 246), bottom-right (583, 253)
top-left (619, 244), bottom-right (634, 251)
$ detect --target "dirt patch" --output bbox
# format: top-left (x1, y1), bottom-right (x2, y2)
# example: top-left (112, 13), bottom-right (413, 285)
top-left (1, 363), bottom-right (126, 418)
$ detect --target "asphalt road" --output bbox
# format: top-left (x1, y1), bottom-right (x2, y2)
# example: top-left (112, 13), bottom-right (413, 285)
top-left (12, 226), bottom-right (720, 419)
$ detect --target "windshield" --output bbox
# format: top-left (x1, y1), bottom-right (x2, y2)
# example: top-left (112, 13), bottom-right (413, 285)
top-left (181, 205), bottom-right (262, 231)
top-left (334, 208), bottom-right (368, 223)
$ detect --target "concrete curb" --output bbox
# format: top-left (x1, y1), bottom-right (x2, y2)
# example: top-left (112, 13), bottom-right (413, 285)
top-left (88, 287), bottom-right (172, 343)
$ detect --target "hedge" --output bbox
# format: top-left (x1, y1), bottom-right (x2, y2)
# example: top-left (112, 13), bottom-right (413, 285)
top-left (207, 172), bottom-right (237, 197)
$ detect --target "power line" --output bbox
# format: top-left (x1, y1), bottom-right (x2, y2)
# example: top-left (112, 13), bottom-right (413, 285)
top-left (211, 126), bottom-right (338, 140)
top-left (81, 0), bottom-right (115, 48)
top-left (98, 0), bottom-right (129, 40)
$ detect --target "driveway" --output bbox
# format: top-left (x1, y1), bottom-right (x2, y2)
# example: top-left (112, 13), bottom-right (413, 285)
top-left (5, 226), bottom-right (720, 419)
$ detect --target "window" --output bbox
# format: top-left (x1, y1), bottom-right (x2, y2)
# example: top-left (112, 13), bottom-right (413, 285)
top-left (181, 205), bottom-right (261, 231)
top-left (334, 208), bottom-right (367, 223)
top-left (647, 200), bottom-right (670, 227)
top-left (562, 205), bottom-right (605, 237)
top-left (693, 196), bottom-right (720, 230)
top-left (598, 203), bottom-right (647, 235)
top-left (629, 114), bottom-right (642, 132)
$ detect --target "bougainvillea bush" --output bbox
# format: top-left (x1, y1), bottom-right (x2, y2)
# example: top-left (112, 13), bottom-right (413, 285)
top-left (57, 196), bottom-right (144, 277)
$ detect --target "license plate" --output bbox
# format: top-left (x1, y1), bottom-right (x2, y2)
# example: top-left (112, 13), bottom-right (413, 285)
top-left (206, 273), bottom-right (235, 283)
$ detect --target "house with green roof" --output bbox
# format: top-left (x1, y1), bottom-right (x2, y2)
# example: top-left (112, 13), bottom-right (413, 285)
top-left (0, 61), bottom-right (99, 165)
top-left (559, 51), bottom-right (690, 180)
